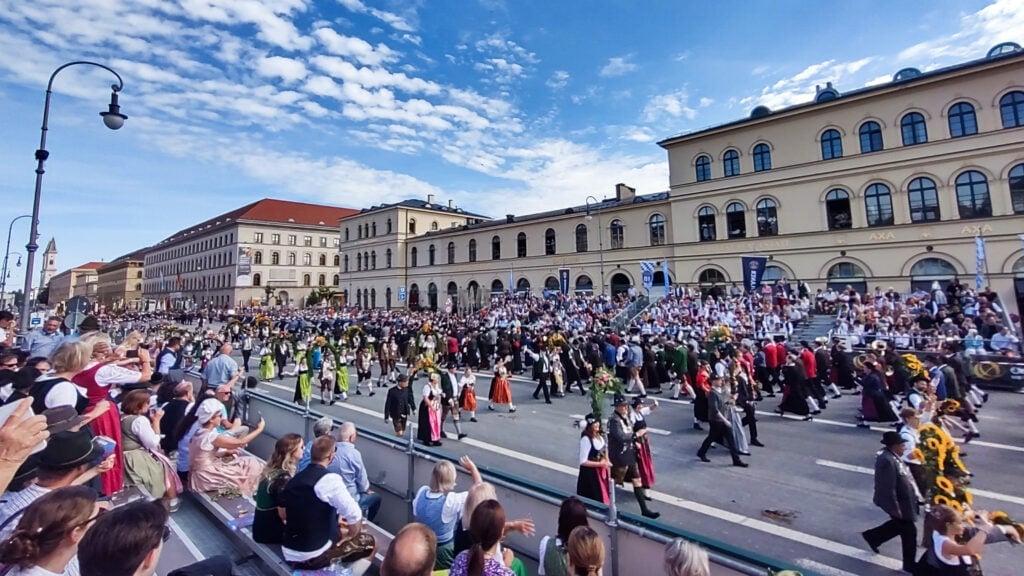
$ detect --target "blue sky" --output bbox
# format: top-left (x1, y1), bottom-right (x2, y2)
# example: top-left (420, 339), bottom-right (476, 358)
top-left (0, 0), bottom-right (1022, 294)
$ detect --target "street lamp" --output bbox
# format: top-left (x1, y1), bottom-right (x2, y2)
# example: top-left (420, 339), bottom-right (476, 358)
top-left (2, 214), bottom-right (30, 309)
top-left (585, 195), bottom-right (605, 296)
top-left (20, 61), bottom-right (126, 332)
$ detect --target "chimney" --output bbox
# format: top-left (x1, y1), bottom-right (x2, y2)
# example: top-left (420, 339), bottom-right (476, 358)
top-left (506, 214), bottom-right (515, 224)
top-left (448, 199), bottom-right (454, 208)
top-left (615, 183), bottom-right (636, 202)
top-left (426, 194), bottom-right (435, 205)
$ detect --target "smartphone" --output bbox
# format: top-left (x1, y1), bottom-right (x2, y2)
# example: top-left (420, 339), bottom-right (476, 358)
top-left (0, 402), bottom-right (47, 454)
top-left (126, 349), bottom-right (139, 359)
top-left (92, 435), bottom-right (117, 466)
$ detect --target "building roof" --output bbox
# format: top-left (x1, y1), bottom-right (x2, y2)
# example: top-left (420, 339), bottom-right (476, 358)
top-left (351, 198), bottom-right (491, 220)
top-left (44, 238), bottom-right (57, 254)
top-left (51, 261), bottom-right (105, 280)
top-left (657, 43), bottom-right (1024, 147)
top-left (99, 247), bottom-right (150, 272)
top-left (154, 198), bottom-right (359, 248)
top-left (420, 191), bottom-right (671, 238)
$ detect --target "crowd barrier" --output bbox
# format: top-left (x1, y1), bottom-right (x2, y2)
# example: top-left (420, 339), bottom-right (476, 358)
top-left (242, 389), bottom-right (817, 576)
top-left (842, 347), bottom-right (1024, 392)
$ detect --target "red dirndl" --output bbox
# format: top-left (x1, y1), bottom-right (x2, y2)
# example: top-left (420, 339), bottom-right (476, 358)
top-left (72, 362), bottom-right (125, 496)
top-left (635, 436), bottom-right (656, 489)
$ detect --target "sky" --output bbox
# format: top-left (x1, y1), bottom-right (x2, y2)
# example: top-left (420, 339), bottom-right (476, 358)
top-left (1, 0), bottom-right (1023, 295)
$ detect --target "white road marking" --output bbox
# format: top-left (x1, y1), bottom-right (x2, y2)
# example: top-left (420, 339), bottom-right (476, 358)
top-left (815, 460), bottom-right (1024, 506)
top-left (262, 381), bottom-right (899, 571)
top-left (795, 558), bottom-right (861, 576)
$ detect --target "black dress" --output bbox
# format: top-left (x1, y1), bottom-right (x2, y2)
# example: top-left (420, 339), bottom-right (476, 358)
top-left (576, 436), bottom-right (609, 505)
top-left (252, 471), bottom-right (291, 544)
top-left (778, 363), bottom-right (811, 416)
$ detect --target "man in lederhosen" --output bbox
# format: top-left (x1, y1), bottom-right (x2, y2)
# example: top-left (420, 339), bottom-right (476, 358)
top-left (607, 393), bottom-right (660, 519)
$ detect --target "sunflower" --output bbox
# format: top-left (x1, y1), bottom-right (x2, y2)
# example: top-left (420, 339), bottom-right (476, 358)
top-left (953, 457), bottom-right (968, 473)
top-left (926, 437), bottom-right (941, 450)
top-left (910, 448), bottom-right (925, 462)
top-left (964, 491), bottom-right (974, 505)
top-left (934, 495), bottom-right (952, 506)
top-left (949, 500), bottom-right (963, 513)
top-left (991, 511), bottom-right (1009, 522)
top-left (936, 476), bottom-right (956, 496)
top-left (918, 423), bottom-right (941, 434)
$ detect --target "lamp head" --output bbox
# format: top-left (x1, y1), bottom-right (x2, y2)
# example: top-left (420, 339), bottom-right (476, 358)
top-left (100, 89), bottom-right (127, 130)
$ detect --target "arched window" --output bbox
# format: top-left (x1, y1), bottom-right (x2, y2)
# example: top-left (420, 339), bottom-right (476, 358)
top-left (723, 150), bottom-right (740, 177)
top-left (725, 202), bottom-right (746, 239)
top-left (516, 278), bottom-right (531, 293)
top-left (859, 121), bottom-right (883, 153)
top-left (430, 221), bottom-right (438, 231)
top-left (363, 252), bottom-right (368, 269)
top-left (825, 189), bottom-right (852, 230)
top-left (447, 242), bottom-right (455, 264)
top-left (410, 247), bottom-right (418, 267)
top-left (698, 268), bottom-right (726, 284)
top-left (907, 177), bottom-right (940, 223)
top-left (254, 251), bottom-right (263, 265)
top-left (271, 252), bottom-right (280, 265)
top-left (253, 273), bottom-right (262, 286)
top-left (318, 274), bottom-right (326, 286)
top-left (332, 274), bottom-right (339, 285)
top-left (755, 199), bottom-right (778, 236)
top-left (911, 258), bottom-right (957, 277)
top-left (287, 252), bottom-right (296, 266)
top-left (356, 253), bottom-right (362, 271)
top-left (468, 239), bottom-right (477, 262)
top-left (491, 235), bottom-right (501, 260)
top-left (303, 274), bottom-right (311, 286)
top-left (649, 214), bottom-right (666, 246)
top-left (545, 228), bottom-right (556, 255)
top-left (575, 275), bottom-right (594, 293)
top-left (333, 254), bottom-right (340, 266)
top-left (371, 222), bottom-right (376, 236)
top-left (827, 262), bottom-right (866, 279)
top-left (1009, 164), bottom-right (1024, 214)
top-left (1000, 91), bottom-right (1024, 128)
top-left (344, 228), bottom-right (350, 242)
top-left (900, 112), bottom-right (928, 146)
top-left (698, 207), bottom-right (716, 241)
top-left (386, 218), bottom-right (392, 234)
top-left (864, 183), bottom-right (894, 227)
top-left (343, 254), bottom-right (348, 272)
top-left (408, 218), bottom-right (416, 234)
top-left (428, 244), bottom-right (436, 266)
top-left (544, 276), bottom-right (560, 291)
top-left (948, 102), bottom-right (978, 137)
top-left (491, 279), bottom-right (504, 294)
top-left (302, 253), bottom-right (312, 266)
top-left (575, 224), bottom-right (588, 252)
top-left (370, 288), bottom-right (376, 308)
top-left (609, 219), bottom-right (624, 249)
top-left (695, 155), bottom-right (712, 182)
top-left (753, 143), bottom-right (772, 171)
top-left (763, 265), bottom-right (786, 282)
top-left (385, 249), bottom-right (392, 268)
top-left (357, 226), bottom-right (362, 239)
top-left (821, 128), bottom-right (843, 159)
top-left (955, 171), bottom-right (992, 218)
top-left (516, 232), bottom-right (527, 257)
top-left (370, 251), bottom-right (376, 269)
top-left (318, 254), bottom-right (326, 266)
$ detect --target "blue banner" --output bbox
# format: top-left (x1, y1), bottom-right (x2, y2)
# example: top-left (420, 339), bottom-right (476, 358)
top-left (662, 260), bottom-right (671, 296)
top-left (640, 260), bottom-right (655, 291)
top-left (741, 256), bottom-right (768, 294)
top-left (559, 268), bottom-right (570, 295)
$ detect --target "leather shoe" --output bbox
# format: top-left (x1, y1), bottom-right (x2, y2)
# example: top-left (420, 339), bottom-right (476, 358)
top-left (642, 510), bottom-right (661, 519)
top-left (750, 439), bottom-right (765, 447)
top-left (862, 532), bottom-right (880, 553)
top-left (697, 454), bottom-right (711, 463)
top-left (732, 461), bottom-right (749, 468)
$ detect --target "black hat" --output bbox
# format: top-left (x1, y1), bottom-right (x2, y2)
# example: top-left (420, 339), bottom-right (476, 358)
top-left (38, 430), bottom-right (103, 470)
top-left (78, 315), bottom-right (100, 332)
top-left (11, 454), bottom-right (39, 488)
top-left (880, 431), bottom-right (906, 447)
top-left (584, 413), bottom-right (600, 427)
top-left (630, 396), bottom-right (644, 408)
top-left (43, 406), bottom-right (89, 435)
top-left (612, 393), bottom-right (628, 407)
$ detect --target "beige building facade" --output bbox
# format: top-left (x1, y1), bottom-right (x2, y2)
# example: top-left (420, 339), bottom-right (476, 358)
top-left (342, 45), bottom-right (1024, 324)
top-left (47, 262), bottom-right (103, 307)
top-left (143, 199), bottom-right (357, 309)
top-left (96, 249), bottom-right (148, 311)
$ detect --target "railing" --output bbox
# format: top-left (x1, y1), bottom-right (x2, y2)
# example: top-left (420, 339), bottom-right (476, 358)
top-left (241, 389), bottom-right (819, 576)
top-left (610, 295), bottom-right (650, 333)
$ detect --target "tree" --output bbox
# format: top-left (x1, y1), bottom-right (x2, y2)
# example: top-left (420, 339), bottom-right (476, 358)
top-left (305, 286), bottom-right (333, 307)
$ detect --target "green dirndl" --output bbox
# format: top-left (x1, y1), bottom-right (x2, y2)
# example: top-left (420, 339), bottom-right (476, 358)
top-left (335, 363), bottom-right (350, 394)
top-left (259, 354), bottom-right (275, 380)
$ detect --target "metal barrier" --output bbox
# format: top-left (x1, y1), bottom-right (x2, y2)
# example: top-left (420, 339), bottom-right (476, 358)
top-left (610, 295), bottom-right (650, 333)
top-left (242, 389), bottom-right (819, 576)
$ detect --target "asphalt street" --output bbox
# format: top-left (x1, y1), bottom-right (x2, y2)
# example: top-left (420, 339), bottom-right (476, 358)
top-left (221, 347), bottom-right (1023, 576)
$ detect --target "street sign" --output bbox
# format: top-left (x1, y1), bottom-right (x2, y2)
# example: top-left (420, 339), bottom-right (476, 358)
top-left (398, 285), bottom-right (407, 302)
top-left (63, 297), bottom-right (90, 331)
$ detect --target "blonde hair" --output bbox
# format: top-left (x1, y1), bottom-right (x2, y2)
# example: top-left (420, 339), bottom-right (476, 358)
top-left (567, 526), bottom-right (604, 576)
top-left (122, 331), bottom-right (144, 349)
top-left (429, 461), bottom-right (457, 493)
top-left (49, 341), bottom-right (93, 374)
top-left (663, 538), bottom-right (709, 576)
top-left (79, 333), bottom-right (113, 358)
top-left (461, 482), bottom-right (497, 530)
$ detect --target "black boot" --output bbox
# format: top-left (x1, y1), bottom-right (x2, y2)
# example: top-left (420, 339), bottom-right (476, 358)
top-left (635, 486), bottom-right (660, 519)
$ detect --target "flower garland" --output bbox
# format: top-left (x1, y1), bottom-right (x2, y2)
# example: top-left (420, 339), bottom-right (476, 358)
top-left (345, 325), bottom-right (365, 346)
top-left (895, 353), bottom-right (927, 380)
top-left (918, 423), bottom-right (970, 512)
top-left (547, 332), bottom-right (568, 351)
top-left (411, 356), bottom-right (439, 377)
top-left (707, 325), bottom-right (733, 344)
top-left (588, 366), bottom-right (622, 421)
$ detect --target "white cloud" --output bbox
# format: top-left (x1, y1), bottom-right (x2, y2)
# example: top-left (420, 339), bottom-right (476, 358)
top-left (618, 126), bottom-right (655, 143)
top-left (698, 97), bottom-right (714, 108)
top-left (599, 55), bottom-right (636, 77)
top-left (178, 0), bottom-right (312, 51)
top-left (643, 89), bottom-right (697, 122)
top-left (256, 56), bottom-right (308, 83)
top-left (742, 57), bottom-right (873, 110)
top-left (334, 0), bottom-right (417, 32)
top-left (899, 0), bottom-right (1024, 63)
top-left (314, 28), bottom-right (400, 67)
top-left (546, 70), bottom-right (570, 89)
top-left (864, 74), bottom-right (892, 87)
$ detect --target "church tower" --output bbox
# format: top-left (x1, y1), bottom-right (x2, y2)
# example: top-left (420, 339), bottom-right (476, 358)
top-left (39, 238), bottom-right (57, 288)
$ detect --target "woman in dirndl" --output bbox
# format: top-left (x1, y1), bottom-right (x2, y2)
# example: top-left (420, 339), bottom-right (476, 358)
top-left (292, 343), bottom-right (312, 404)
top-left (334, 343), bottom-right (351, 400)
top-left (258, 341), bottom-right (275, 381)
top-left (630, 397), bottom-right (657, 489)
top-left (576, 414), bottom-right (611, 505)
top-left (487, 359), bottom-right (516, 413)
top-left (418, 373), bottom-right (443, 446)
top-left (458, 366), bottom-right (478, 422)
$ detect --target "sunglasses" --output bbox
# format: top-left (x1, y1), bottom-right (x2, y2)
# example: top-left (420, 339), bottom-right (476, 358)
top-left (1, 363), bottom-right (17, 368)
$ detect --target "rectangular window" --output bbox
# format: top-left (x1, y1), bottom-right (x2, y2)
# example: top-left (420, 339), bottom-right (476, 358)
top-left (304, 236), bottom-right (312, 246)
top-left (271, 234), bottom-right (280, 244)
top-left (288, 235), bottom-right (296, 246)
top-left (333, 238), bottom-right (340, 247)
top-left (253, 232), bottom-right (263, 243)
top-left (320, 237), bottom-right (327, 247)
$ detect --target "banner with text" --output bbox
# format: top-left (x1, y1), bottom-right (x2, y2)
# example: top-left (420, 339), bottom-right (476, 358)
top-left (236, 247), bottom-right (253, 288)
top-left (559, 268), bottom-right (570, 295)
top-left (741, 255), bottom-right (768, 294)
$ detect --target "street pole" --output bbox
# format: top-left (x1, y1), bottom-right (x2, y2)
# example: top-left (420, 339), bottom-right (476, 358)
top-left (586, 196), bottom-right (605, 296)
top-left (1, 215), bottom-right (30, 309)
top-left (20, 61), bottom-right (126, 332)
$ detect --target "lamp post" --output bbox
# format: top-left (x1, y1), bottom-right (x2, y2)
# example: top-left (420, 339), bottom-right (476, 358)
top-left (20, 61), bottom-right (126, 332)
top-left (0, 252), bottom-right (23, 311)
top-left (2, 214), bottom-right (30, 309)
top-left (585, 195), bottom-right (605, 296)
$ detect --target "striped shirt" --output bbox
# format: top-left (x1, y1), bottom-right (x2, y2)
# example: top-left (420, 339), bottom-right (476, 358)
top-left (0, 484), bottom-right (81, 575)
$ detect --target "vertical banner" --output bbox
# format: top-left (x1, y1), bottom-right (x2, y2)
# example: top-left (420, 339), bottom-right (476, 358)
top-left (640, 260), bottom-right (655, 291)
top-left (236, 247), bottom-right (253, 287)
top-left (558, 268), bottom-right (570, 295)
top-left (661, 260), bottom-right (671, 296)
top-left (975, 235), bottom-right (987, 290)
top-left (741, 255), bottom-right (768, 294)
top-left (510, 267), bottom-right (515, 293)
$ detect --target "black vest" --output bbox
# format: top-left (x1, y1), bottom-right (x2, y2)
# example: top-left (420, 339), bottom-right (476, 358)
top-left (282, 465), bottom-right (340, 553)
top-left (31, 378), bottom-right (88, 415)
top-left (156, 348), bottom-right (182, 372)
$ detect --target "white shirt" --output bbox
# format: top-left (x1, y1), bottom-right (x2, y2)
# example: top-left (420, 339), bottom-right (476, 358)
top-left (281, 472), bottom-right (363, 562)
top-left (130, 416), bottom-right (162, 451)
top-left (932, 531), bottom-right (973, 566)
top-left (0, 484), bottom-right (53, 542)
top-left (413, 486), bottom-right (468, 526)
top-left (579, 436), bottom-right (605, 466)
top-left (35, 377), bottom-right (82, 410)
top-left (6, 564), bottom-right (69, 576)
top-left (87, 361), bottom-right (143, 387)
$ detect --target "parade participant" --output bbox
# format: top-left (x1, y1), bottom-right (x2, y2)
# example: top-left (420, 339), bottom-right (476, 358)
top-left (624, 337), bottom-right (646, 398)
top-left (528, 346), bottom-right (552, 404)
top-left (384, 373), bottom-right (416, 437)
top-left (418, 373), bottom-right (444, 447)
top-left (550, 348), bottom-right (566, 397)
top-left (576, 414), bottom-right (611, 505)
top-left (857, 361), bottom-right (898, 427)
top-left (776, 352), bottom-right (816, 421)
top-left (320, 350), bottom-right (337, 405)
top-left (724, 364), bottom-right (749, 456)
top-left (607, 394), bottom-right (660, 518)
top-left (258, 340), bottom-right (275, 381)
top-left (378, 337), bottom-right (396, 387)
top-left (696, 376), bottom-right (748, 468)
top-left (862, 431), bottom-right (921, 573)
top-left (354, 345), bottom-right (375, 396)
top-left (487, 359), bottom-right (516, 413)
top-left (630, 396), bottom-right (658, 489)
top-left (240, 333), bottom-right (253, 372)
top-left (335, 342), bottom-right (351, 401)
top-left (440, 364), bottom-right (468, 440)
top-left (292, 342), bottom-right (312, 404)
top-left (761, 339), bottom-right (779, 396)
top-left (814, 337), bottom-right (843, 399)
top-left (459, 366), bottom-right (479, 423)
top-left (731, 358), bottom-right (764, 448)
top-left (691, 361), bottom-right (711, 431)
top-left (274, 337), bottom-right (290, 380)
top-left (560, 340), bottom-right (586, 396)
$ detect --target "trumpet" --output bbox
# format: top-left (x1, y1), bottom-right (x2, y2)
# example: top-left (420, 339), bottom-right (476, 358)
top-left (870, 340), bottom-right (888, 352)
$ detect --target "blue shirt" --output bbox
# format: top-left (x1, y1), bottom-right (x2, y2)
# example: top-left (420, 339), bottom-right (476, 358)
top-left (22, 328), bottom-right (64, 359)
top-left (296, 440), bottom-right (344, 475)
top-left (203, 354), bottom-right (239, 388)
top-left (334, 441), bottom-right (370, 498)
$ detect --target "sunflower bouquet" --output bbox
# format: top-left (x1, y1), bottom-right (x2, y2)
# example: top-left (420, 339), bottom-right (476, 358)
top-left (418, 322), bottom-right (435, 337)
top-left (589, 366), bottom-right (623, 420)
top-left (547, 332), bottom-right (568, 351)
top-left (707, 325), bottom-right (733, 345)
top-left (989, 511), bottom-right (1024, 542)
top-left (412, 356), bottom-right (438, 377)
top-left (895, 353), bottom-right (928, 381)
top-left (918, 422), bottom-right (972, 512)
top-left (254, 315), bottom-right (271, 328)
top-left (345, 325), bottom-right (366, 345)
